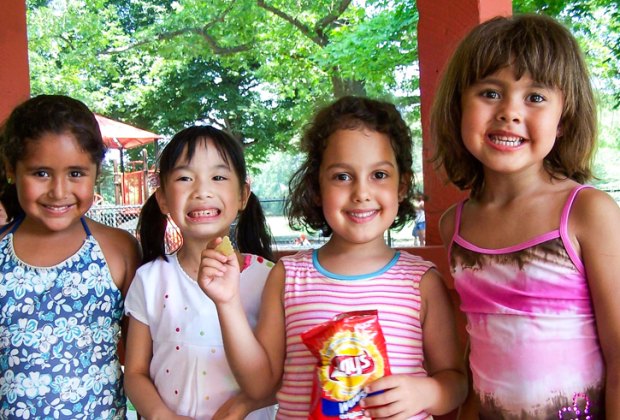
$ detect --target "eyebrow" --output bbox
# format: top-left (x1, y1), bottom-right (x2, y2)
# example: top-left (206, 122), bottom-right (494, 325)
top-left (324, 160), bottom-right (396, 171)
top-left (23, 164), bottom-right (93, 171)
top-left (475, 77), bottom-right (552, 90)
top-left (173, 163), bottom-right (231, 171)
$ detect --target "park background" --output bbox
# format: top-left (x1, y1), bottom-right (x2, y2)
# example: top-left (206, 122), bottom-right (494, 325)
top-left (22, 0), bottom-right (620, 250)
top-left (3, 1), bottom-right (617, 418)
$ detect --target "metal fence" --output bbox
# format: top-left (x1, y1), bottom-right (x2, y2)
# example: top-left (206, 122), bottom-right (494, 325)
top-left (90, 190), bottom-right (620, 251)
top-left (86, 202), bottom-right (329, 251)
top-left (87, 204), bottom-right (183, 253)
top-left (87, 204), bottom-right (142, 236)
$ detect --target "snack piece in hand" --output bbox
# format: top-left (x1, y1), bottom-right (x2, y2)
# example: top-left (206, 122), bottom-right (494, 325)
top-left (215, 235), bottom-right (235, 256)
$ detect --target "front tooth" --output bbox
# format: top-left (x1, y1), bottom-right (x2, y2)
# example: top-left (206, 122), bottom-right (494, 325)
top-left (493, 135), bottom-right (520, 142)
top-left (191, 209), bottom-right (218, 217)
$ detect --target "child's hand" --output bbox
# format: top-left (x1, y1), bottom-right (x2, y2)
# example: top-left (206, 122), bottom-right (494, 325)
top-left (212, 392), bottom-right (250, 420)
top-left (360, 374), bottom-right (433, 419)
top-left (196, 237), bottom-right (241, 304)
top-left (212, 391), bottom-right (275, 420)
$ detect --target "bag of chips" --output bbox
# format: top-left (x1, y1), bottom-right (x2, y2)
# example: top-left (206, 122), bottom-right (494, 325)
top-left (301, 310), bottom-right (391, 419)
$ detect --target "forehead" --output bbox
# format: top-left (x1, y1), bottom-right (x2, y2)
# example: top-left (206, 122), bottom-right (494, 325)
top-left (20, 131), bottom-right (96, 167)
top-left (176, 138), bottom-right (229, 166)
top-left (321, 128), bottom-right (396, 167)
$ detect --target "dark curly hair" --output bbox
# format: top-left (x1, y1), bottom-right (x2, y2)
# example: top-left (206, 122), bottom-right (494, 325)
top-left (286, 95), bottom-right (417, 236)
top-left (0, 94), bottom-right (106, 221)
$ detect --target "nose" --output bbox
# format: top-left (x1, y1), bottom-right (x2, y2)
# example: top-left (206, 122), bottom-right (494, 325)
top-left (496, 99), bottom-right (522, 123)
top-left (49, 177), bottom-right (68, 199)
top-left (352, 179), bottom-right (371, 202)
top-left (193, 179), bottom-right (214, 199)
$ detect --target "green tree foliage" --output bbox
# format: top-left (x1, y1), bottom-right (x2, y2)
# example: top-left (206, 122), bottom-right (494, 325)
top-left (27, 0), bottom-right (420, 166)
top-left (27, 0), bottom-right (620, 173)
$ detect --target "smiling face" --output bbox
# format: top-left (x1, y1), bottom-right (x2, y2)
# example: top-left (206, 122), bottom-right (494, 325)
top-left (7, 131), bottom-right (98, 233)
top-left (156, 138), bottom-right (249, 244)
top-left (318, 128), bottom-right (406, 248)
top-left (460, 65), bottom-right (564, 178)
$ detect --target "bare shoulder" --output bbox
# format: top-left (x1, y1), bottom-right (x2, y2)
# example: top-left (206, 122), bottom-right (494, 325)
top-left (571, 187), bottom-right (620, 233)
top-left (438, 203), bottom-right (459, 246)
top-left (87, 218), bottom-right (140, 254)
top-left (419, 268), bottom-right (451, 320)
top-left (86, 218), bottom-right (141, 293)
top-left (264, 260), bottom-right (286, 295)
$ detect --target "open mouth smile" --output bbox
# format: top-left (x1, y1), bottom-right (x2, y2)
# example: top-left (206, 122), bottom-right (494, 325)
top-left (489, 134), bottom-right (525, 148)
top-left (346, 210), bottom-right (378, 222)
top-left (188, 209), bottom-right (221, 218)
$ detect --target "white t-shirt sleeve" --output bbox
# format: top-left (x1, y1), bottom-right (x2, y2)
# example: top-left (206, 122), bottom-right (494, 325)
top-left (124, 266), bottom-right (149, 325)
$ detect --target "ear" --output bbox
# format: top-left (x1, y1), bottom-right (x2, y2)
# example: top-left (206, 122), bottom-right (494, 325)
top-left (3, 160), bottom-right (15, 182)
top-left (154, 188), bottom-right (169, 215)
top-left (398, 172), bottom-right (413, 203)
top-left (556, 123), bottom-right (564, 138)
top-left (239, 182), bottom-right (251, 211)
top-left (312, 190), bottom-right (322, 207)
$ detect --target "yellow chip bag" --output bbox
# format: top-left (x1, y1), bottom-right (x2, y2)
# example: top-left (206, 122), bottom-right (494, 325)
top-left (301, 310), bottom-right (391, 419)
top-left (214, 236), bottom-right (234, 256)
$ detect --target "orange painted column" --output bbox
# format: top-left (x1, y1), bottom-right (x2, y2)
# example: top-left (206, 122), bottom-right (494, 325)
top-left (416, 0), bottom-right (512, 245)
top-left (0, 1), bottom-right (30, 123)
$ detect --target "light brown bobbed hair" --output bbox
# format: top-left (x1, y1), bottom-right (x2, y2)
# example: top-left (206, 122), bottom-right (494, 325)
top-left (432, 13), bottom-right (597, 198)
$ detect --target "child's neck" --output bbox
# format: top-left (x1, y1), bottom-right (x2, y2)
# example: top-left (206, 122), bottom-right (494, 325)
top-left (12, 216), bottom-right (87, 267)
top-left (480, 168), bottom-right (556, 204)
top-left (176, 240), bottom-right (207, 279)
top-left (317, 236), bottom-right (395, 277)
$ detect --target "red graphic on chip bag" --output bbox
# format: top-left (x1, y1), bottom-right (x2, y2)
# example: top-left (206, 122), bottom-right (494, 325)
top-left (301, 310), bottom-right (391, 419)
top-left (329, 352), bottom-right (375, 379)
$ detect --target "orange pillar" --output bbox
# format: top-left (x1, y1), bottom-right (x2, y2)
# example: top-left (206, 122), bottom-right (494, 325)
top-left (0, 0), bottom-right (30, 122)
top-left (417, 0), bottom-right (512, 245)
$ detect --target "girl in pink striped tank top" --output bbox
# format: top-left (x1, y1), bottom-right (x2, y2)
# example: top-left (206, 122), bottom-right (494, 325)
top-left (198, 96), bottom-right (467, 418)
top-left (432, 14), bottom-right (620, 418)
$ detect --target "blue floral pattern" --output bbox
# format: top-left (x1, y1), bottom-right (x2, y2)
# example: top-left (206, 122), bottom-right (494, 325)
top-left (0, 220), bottom-right (125, 419)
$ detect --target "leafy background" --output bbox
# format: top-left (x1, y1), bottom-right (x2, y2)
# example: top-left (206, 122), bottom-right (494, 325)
top-left (26, 0), bottom-right (620, 202)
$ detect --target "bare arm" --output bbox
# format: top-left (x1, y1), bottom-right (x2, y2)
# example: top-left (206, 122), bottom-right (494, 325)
top-left (572, 189), bottom-right (620, 416)
top-left (123, 316), bottom-right (191, 420)
top-left (198, 246), bottom-right (286, 400)
top-left (361, 269), bottom-right (468, 418)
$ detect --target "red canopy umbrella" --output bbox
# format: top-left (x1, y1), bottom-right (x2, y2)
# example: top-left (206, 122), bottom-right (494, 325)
top-left (94, 114), bottom-right (162, 205)
top-left (95, 114), bottom-right (162, 150)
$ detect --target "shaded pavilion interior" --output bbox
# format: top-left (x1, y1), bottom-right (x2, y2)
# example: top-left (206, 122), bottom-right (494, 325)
top-left (1, 1), bottom-right (513, 417)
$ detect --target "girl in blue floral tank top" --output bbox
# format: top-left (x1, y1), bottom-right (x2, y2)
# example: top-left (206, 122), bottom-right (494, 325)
top-left (0, 95), bottom-right (140, 419)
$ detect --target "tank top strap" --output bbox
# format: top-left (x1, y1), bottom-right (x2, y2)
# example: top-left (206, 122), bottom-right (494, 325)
top-left (559, 184), bottom-right (592, 275)
top-left (80, 217), bottom-right (92, 236)
top-left (447, 199), bottom-right (468, 262)
top-left (0, 215), bottom-right (91, 236)
top-left (0, 214), bottom-right (24, 235)
top-left (452, 199), bottom-right (467, 242)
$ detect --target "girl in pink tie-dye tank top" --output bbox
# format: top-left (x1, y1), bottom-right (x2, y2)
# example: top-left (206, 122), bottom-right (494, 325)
top-left (432, 14), bottom-right (620, 418)
top-left (198, 96), bottom-right (468, 418)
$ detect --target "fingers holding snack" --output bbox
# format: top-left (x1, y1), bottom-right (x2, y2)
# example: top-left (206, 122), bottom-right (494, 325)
top-left (197, 236), bottom-right (241, 303)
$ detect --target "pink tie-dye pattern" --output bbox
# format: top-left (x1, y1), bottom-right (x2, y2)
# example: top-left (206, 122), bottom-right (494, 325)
top-left (450, 186), bottom-right (605, 417)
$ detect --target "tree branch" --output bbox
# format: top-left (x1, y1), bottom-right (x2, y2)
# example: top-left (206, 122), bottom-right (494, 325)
top-left (315, 0), bottom-right (353, 34)
top-left (257, 0), bottom-right (327, 46)
top-left (102, 27), bottom-right (251, 55)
